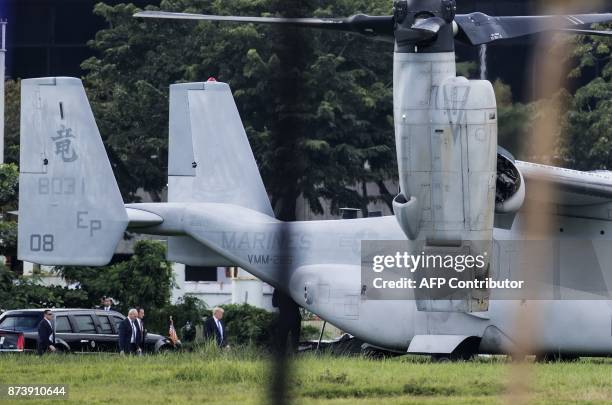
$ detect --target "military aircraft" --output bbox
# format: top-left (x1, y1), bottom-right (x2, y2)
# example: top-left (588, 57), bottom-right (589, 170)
top-left (17, 0), bottom-right (612, 359)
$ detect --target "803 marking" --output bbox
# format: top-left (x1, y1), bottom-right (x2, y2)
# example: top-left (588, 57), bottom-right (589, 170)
top-left (38, 177), bottom-right (85, 195)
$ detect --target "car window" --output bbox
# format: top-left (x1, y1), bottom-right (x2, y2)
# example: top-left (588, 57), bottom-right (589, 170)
top-left (97, 315), bottom-right (113, 334)
top-left (0, 314), bottom-right (42, 332)
top-left (111, 316), bottom-right (123, 334)
top-left (74, 315), bottom-right (97, 334)
top-left (55, 316), bottom-right (72, 333)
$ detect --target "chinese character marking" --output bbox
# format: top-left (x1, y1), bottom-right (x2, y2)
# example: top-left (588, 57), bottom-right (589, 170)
top-left (52, 125), bottom-right (78, 163)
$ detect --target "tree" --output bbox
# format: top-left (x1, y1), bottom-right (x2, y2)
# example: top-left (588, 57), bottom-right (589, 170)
top-left (558, 25), bottom-right (612, 170)
top-left (0, 163), bottom-right (19, 257)
top-left (3, 80), bottom-right (20, 166)
top-left (0, 263), bottom-right (91, 312)
top-left (55, 240), bottom-right (174, 313)
top-left (220, 303), bottom-right (277, 347)
top-left (83, 0), bottom-right (396, 219)
top-left (493, 79), bottom-right (540, 159)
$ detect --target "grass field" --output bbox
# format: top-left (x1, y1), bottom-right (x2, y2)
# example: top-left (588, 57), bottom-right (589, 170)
top-left (0, 349), bottom-right (611, 404)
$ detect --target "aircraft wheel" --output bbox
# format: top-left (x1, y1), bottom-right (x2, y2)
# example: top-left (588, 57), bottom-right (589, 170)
top-left (431, 351), bottom-right (474, 362)
top-left (430, 354), bottom-right (452, 363)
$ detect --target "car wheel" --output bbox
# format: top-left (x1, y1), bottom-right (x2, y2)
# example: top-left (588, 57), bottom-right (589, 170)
top-left (157, 345), bottom-right (173, 354)
top-left (54, 345), bottom-right (69, 354)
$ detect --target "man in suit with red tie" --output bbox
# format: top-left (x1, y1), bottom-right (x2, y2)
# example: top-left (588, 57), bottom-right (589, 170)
top-left (118, 308), bottom-right (141, 355)
top-left (204, 307), bottom-right (227, 347)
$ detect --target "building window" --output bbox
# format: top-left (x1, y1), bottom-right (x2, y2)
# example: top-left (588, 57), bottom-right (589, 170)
top-left (185, 266), bottom-right (218, 282)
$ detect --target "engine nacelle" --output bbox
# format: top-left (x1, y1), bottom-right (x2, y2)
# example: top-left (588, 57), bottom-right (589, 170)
top-left (393, 52), bottom-right (496, 313)
top-left (495, 151), bottom-right (525, 214)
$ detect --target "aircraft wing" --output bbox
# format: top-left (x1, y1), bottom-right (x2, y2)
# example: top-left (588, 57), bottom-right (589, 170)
top-left (516, 161), bottom-right (612, 206)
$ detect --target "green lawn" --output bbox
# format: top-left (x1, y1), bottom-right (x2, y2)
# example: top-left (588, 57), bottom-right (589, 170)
top-left (0, 350), bottom-right (610, 404)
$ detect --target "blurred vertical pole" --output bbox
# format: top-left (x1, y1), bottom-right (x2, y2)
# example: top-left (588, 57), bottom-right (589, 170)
top-left (0, 19), bottom-right (6, 164)
top-left (506, 0), bottom-right (566, 397)
top-left (506, 0), bottom-right (602, 403)
top-left (267, 0), bottom-right (311, 403)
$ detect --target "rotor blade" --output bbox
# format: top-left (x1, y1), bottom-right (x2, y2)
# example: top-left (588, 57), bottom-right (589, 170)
top-left (455, 12), bottom-right (612, 45)
top-left (557, 28), bottom-right (612, 37)
top-left (134, 11), bottom-right (394, 41)
top-left (395, 16), bottom-right (446, 46)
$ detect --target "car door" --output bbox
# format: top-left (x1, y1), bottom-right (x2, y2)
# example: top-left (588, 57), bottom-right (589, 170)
top-left (94, 314), bottom-right (118, 352)
top-left (72, 314), bottom-right (99, 353)
top-left (111, 315), bottom-right (125, 351)
top-left (54, 314), bottom-right (76, 351)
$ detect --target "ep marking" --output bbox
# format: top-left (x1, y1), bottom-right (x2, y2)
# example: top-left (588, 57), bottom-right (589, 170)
top-left (77, 211), bottom-right (102, 236)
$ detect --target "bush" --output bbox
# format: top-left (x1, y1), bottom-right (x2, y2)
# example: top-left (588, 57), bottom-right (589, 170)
top-left (301, 324), bottom-right (321, 340)
top-left (54, 240), bottom-right (174, 319)
top-left (149, 295), bottom-right (208, 337)
top-left (217, 303), bottom-right (278, 348)
top-left (0, 266), bottom-right (90, 310)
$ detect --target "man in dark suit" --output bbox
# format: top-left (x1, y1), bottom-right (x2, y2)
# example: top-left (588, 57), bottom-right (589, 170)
top-left (100, 297), bottom-right (115, 312)
top-left (37, 310), bottom-right (56, 355)
top-left (204, 307), bottom-right (227, 347)
top-left (118, 308), bottom-right (141, 355)
top-left (136, 307), bottom-right (146, 354)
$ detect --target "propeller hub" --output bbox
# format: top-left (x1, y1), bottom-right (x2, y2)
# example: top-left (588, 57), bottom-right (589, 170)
top-left (393, 0), bottom-right (457, 53)
top-left (393, 0), bottom-right (456, 23)
top-left (441, 0), bottom-right (457, 23)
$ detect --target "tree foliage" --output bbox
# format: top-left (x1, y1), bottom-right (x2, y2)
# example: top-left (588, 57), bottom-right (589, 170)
top-left (220, 303), bottom-right (277, 347)
top-left (3, 80), bottom-right (20, 166)
top-left (558, 25), bottom-right (612, 170)
top-left (55, 240), bottom-right (174, 313)
top-left (83, 0), bottom-right (396, 218)
top-left (0, 164), bottom-right (19, 257)
top-left (0, 266), bottom-right (90, 312)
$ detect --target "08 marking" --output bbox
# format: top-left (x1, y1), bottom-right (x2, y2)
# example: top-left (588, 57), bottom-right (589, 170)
top-left (30, 234), bottom-right (54, 252)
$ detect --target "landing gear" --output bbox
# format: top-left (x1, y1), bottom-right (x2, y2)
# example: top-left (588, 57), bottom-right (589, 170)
top-left (430, 354), bottom-right (452, 362)
top-left (430, 351), bottom-right (475, 362)
top-left (429, 337), bottom-right (480, 362)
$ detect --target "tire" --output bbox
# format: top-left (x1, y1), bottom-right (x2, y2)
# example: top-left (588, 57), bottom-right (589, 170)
top-left (431, 354), bottom-right (452, 363)
top-left (431, 352), bottom-right (474, 362)
top-left (156, 345), bottom-right (174, 354)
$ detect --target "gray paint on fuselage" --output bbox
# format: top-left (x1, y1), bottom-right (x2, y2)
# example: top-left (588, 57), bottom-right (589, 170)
top-left (132, 201), bottom-right (612, 353)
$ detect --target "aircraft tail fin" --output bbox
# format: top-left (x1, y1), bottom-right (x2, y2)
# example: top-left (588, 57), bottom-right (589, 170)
top-left (167, 81), bottom-right (274, 216)
top-left (18, 77), bottom-right (128, 266)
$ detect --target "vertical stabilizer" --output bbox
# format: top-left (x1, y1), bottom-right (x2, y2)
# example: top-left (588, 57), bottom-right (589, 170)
top-left (18, 77), bottom-right (127, 265)
top-left (167, 81), bottom-right (273, 216)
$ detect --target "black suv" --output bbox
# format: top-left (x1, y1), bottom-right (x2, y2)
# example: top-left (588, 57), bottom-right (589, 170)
top-left (0, 309), bottom-right (177, 353)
